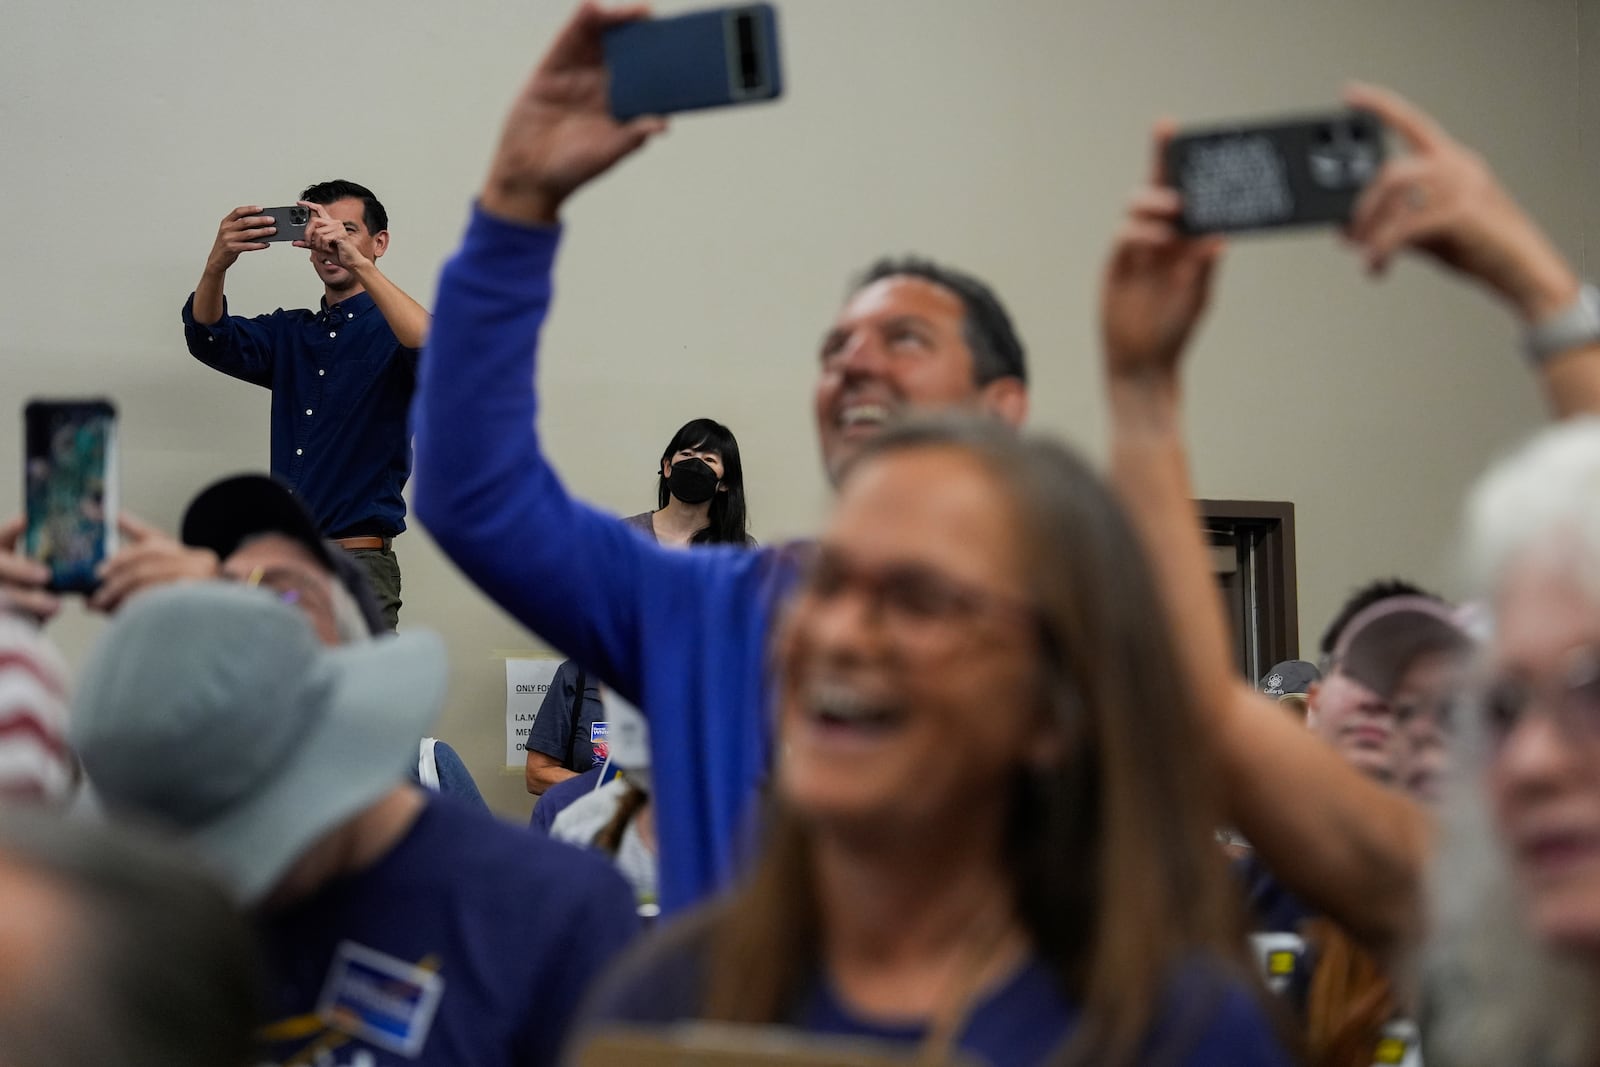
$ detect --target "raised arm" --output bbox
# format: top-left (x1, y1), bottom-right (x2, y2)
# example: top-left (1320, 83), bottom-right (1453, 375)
top-left (411, 2), bottom-right (692, 701)
top-left (1343, 83), bottom-right (1599, 417)
top-left (1102, 123), bottom-right (1429, 959)
top-left (192, 205), bottom-right (275, 326)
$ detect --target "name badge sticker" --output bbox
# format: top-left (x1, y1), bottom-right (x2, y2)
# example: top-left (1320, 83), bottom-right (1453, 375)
top-left (1248, 931), bottom-right (1307, 997)
top-left (590, 721), bottom-right (609, 744)
top-left (316, 941), bottom-right (444, 1056)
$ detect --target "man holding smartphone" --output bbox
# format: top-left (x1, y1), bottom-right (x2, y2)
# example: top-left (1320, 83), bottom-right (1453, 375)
top-left (182, 179), bottom-right (429, 629)
top-left (411, 4), bottom-right (1030, 915)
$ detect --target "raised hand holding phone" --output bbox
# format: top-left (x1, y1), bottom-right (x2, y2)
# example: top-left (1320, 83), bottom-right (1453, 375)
top-left (205, 205), bottom-right (276, 272)
top-left (482, 2), bottom-right (670, 226)
top-left (1104, 121), bottom-right (1227, 386)
top-left (1342, 83), bottom-right (1578, 321)
top-left (0, 516), bottom-right (59, 623)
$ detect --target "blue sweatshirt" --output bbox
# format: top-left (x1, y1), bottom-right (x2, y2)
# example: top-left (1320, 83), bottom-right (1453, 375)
top-left (581, 935), bottom-right (1295, 1067)
top-left (413, 207), bottom-right (803, 915)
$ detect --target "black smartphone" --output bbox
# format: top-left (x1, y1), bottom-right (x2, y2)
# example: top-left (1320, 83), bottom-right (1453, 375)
top-left (604, 4), bottom-right (784, 121)
top-left (1165, 110), bottom-right (1386, 235)
top-left (260, 204), bottom-right (311, 244)
top-left (24, 399), bottom-right (118, 593)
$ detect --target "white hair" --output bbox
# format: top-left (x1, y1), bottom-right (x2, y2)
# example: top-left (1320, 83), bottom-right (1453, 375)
top-left (1422, 717), bottom-right (1597, 1065)
top-left (1423, 418), bottom-right (1600, 1065)
top-left (1463, 417), bottom-right (1600, 597)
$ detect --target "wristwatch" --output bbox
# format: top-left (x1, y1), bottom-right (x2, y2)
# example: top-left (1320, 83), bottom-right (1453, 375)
top-left (1526, 282), bottom-right (1600, 366)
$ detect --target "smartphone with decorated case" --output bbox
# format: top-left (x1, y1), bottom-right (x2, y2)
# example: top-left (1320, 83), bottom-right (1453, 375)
top-left (24, 399), bottom-right (118, 593)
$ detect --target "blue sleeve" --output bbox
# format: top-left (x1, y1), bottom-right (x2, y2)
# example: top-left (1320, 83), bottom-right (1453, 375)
top-left (416, 205), bottom-right (802, 913)
top-left (411, 206), bottom-right (762, 709)
top-left (530, 793), bottom-right (559, 834)
top-left (182, 293), bottom-right (277, 387)
top-left (430, 741), bottom-right (490, 813)
top-left (528, 660), bottom-right (579, 763)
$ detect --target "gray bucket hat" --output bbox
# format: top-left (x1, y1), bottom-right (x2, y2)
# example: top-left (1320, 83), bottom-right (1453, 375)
top-left (69, 581), bottom-right (447, 904)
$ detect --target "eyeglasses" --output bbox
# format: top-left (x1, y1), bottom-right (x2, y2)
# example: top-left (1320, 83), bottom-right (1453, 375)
top-left (797, 546), bottom-right (1041, 650)
top-left (1482, 646), bottom-right (1600, 748)
top-left (239, 564), bottom-right (333, 620)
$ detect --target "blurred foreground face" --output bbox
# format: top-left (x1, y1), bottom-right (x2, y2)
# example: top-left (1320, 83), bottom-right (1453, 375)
top-left (1308, 671), bottom-right (1402, 784)
top-left (1488, 551), bottom-right (1600, 955)
top-left (776, 446), bottom-right (1046, 834)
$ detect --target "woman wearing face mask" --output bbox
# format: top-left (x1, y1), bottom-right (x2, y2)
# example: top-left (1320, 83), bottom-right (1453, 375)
top-left (624, 418), bottom-right (754, 548)
top-left (574, 415), bottom-right (1290, 1067)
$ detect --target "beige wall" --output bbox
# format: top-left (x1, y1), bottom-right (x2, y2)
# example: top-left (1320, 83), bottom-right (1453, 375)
top-left (2, 0), bottom-right (1592, 818)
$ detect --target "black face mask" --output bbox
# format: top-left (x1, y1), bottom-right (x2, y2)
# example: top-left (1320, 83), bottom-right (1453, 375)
top-left (667, 457), bottom-right (720, 504)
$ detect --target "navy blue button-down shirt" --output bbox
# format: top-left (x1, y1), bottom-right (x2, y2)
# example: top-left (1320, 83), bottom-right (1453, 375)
top-left (183, 290), bottom-right (416, 537)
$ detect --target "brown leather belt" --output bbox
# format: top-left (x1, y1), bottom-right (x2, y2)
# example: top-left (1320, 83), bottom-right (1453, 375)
top-left (334, 536), bottom-right (391, 552)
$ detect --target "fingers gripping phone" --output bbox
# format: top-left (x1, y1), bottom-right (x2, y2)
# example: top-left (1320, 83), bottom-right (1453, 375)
top-left (24, 400), bottom-right (118, 593)
top-left (259, 205), bottom-right (311, 243)
top-left (1165, 110), bottom-right (1386, 234)
top-left (604, 4), bottom-right (784, 121)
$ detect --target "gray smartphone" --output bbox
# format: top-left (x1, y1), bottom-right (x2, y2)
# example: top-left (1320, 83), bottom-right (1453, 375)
top-left (259, 204), bottom-right (311, 243)
top-left (1165, 109), bottom-right (1386, 235)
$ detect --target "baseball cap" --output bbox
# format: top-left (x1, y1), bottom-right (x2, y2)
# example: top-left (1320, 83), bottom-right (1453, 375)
top-left (70, 582), bottom-right (446, 903)
top-left (181, 474), bottom-right (386, 637)
top-left (181, 474), bottom-right (331, 569)
top-left (1260, 660), bottom-right (1320, 699)
top-left (1333, 595), bottom-right (1475, 701)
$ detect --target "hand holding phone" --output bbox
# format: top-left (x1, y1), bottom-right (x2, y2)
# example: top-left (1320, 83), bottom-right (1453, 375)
top-left (0, 516), bottom-right (60, 622)
top-left (206, 206), bottom-right (278, 272)
top-left (1340, 83), bottom-right (1579, 318)
top-left (1165, 110), bottom-right (1385, 235)
top-left (479, 4), bottom-right (671, 226)
top-left (604, 4), bottom-right (784, 121)
top-left (24, 400), bottom-right (118, 594)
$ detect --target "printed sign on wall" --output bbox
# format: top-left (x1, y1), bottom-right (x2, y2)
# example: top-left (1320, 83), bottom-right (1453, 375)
top-left (504, 657), bottom-right (563, 768)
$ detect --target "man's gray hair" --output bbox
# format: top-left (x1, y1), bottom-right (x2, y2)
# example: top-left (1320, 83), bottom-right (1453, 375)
top-left (0, 808), bottom-right (261, 1067)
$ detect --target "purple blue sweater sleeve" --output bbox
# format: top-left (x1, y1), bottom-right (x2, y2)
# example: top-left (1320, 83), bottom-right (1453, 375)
top-left (411, 206), bottom-right (802, 913)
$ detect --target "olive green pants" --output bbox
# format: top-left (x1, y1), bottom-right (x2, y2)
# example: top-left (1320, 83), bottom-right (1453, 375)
top-left (348, 547), bottom-right (401, 631)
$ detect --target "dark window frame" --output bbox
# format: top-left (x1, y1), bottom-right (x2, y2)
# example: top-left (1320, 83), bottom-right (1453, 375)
top-left (1200, 500), bottom-right (1299, 682)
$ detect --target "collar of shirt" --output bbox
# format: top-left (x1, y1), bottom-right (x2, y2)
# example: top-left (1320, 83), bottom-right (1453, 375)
top-left (318, 290), bottom-right (378, 324)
